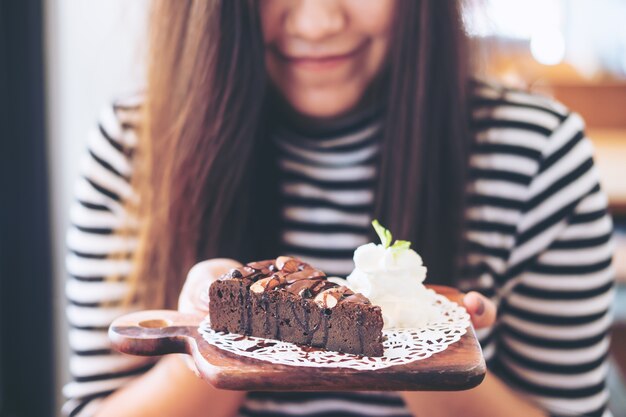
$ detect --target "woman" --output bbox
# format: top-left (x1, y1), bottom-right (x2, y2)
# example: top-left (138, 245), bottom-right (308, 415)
top-left (63, 1), bottom-right (615, 416)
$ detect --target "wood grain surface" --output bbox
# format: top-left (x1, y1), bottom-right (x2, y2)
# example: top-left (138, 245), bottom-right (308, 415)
top-left (109, 285), bottom-right (486, 391)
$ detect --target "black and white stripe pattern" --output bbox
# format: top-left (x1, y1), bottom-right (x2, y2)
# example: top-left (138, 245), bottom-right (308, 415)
top-left (63, 83), bottom-right (614, 417)
top-left (274, 112), bottom-right (381, 277)
top-left (62, 96), bottom-right (156, 417)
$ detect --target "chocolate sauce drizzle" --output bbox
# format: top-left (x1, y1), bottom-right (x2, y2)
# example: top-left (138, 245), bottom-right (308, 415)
top-left (221, 257), bottom-right (371, 342)
top-left (222, 258), bottom-right (370, 305)
top-left (356, 310), bottom-right (365, 353)
top-left (237, 280), bottom-right (254, 335)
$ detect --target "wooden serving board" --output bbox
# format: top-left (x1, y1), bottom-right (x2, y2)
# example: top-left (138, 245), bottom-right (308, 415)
top-left (109, 285), bottom-right (485, 391)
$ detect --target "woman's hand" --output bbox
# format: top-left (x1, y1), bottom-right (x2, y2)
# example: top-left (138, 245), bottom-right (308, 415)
top-left (462, 291), bottom-right (497, 330)
top-left (94, 258), bottom-right (247, 417)
top-left (176, 258), bottom-right (243, 376)
top-left (401, 290), bottom-right (546, 417)
top-left (178, 258), bottom-right (243, 316)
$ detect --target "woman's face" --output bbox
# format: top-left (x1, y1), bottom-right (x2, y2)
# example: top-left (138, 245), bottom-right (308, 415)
top-left (261, 0), bottom-right (394, 118)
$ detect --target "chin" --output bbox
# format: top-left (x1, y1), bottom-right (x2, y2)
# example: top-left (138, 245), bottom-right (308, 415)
top-left (284, 88), bottom-right (364, 119)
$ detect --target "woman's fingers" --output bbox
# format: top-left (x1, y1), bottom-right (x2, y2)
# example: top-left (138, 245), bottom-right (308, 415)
top-left (463, 291), bottom-right (497, 329)
top-left (178, 258), bottom-right (243, 316)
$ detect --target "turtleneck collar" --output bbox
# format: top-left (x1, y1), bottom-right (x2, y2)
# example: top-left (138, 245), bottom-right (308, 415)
top-left (267, 82), bottom-right (385, 145)
top-left (278, 100), bottom-right (383, 140)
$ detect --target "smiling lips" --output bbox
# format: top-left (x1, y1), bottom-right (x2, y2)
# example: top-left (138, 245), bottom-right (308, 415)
top-left (271, 40), bottom-right (368, 71)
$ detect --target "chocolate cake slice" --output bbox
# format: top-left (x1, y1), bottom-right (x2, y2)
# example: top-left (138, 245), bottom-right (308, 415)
top-left (208, 256), bottom-right (384, 356)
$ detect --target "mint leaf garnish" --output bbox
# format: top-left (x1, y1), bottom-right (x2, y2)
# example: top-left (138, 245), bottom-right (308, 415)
top-left (372, 220), bottom-right (412, 252)
top-left (371, 219), bottom-right (393, 248)
top-left (391, 240), bottom-right (411, 252)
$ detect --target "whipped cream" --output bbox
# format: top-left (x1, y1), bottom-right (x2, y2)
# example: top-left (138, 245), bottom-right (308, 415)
top-left (345, 242), bottom-right (434, 329)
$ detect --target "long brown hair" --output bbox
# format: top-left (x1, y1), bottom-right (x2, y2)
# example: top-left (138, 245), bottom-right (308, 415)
top-left (131, 0), bottom-right (469, 309)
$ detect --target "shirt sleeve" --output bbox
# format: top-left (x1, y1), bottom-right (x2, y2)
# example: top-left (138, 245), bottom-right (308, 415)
top-left (62, 102), bottom-right (156, 417)
top-left (496, 113), bottom-right (615, 417)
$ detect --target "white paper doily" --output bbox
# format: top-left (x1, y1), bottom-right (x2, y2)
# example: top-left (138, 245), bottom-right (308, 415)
top-left (198, 290), bottom-right (470, 370)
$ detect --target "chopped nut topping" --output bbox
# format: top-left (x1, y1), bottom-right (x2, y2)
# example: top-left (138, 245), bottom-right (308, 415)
top-left (275, 256), bottom-right (293, 270)
top-left (250, 276), bottom-right (281, 293)
top-left (314, 287), bottom-right (345, 309)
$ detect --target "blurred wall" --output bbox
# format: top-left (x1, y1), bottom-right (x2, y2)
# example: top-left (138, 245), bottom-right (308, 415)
top-left (44, 0), bottom-right (149, 412)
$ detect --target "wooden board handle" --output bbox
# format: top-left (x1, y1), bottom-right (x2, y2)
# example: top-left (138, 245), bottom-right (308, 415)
top-left (109, 310), bottom-right (202, 356)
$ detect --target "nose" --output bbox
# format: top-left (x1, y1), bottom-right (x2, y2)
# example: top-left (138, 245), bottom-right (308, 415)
top-left (285, 0), bottom-right (347, 41)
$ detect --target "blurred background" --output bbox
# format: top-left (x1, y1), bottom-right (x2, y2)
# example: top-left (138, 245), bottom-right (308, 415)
top-left (0, 1), bottom-right (625, 416)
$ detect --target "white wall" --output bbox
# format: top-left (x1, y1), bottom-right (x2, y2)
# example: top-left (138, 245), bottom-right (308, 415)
top-left (44, 0), bottom-right (149, 412)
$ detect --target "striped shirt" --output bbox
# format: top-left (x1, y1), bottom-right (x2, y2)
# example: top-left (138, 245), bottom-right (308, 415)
top-left (63, 81), bottom-right (615, 417)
